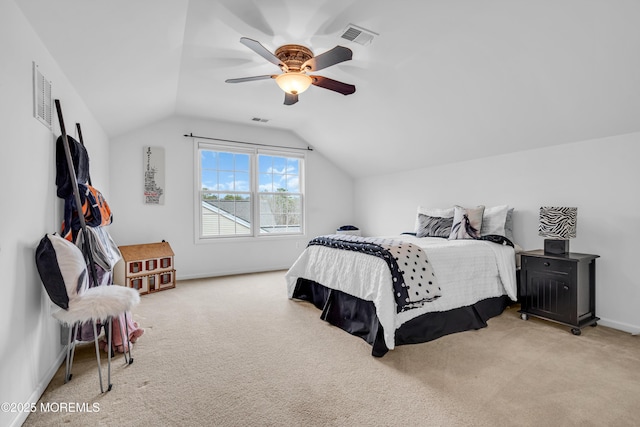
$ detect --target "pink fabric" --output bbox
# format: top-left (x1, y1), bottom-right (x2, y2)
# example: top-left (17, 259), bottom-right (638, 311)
top-left (99, 311), bottom-right (144, 353)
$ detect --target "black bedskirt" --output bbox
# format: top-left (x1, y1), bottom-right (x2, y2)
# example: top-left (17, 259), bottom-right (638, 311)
top-left (292, 277), bottom-right (511, 357)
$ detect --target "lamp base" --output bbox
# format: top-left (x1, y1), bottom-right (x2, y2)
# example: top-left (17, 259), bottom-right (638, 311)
top-left (544, 239), bottom-right (570, 255)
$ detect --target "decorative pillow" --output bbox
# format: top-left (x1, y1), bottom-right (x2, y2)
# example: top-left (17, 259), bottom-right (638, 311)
top-left (448, 205), bottom-right (485, 240)
top-left (477, 234), bottom-right (514, 247)
top-left (481, 205), bottom-right (510, 237)
top-left (35, 234), bottom-right (89, 309)
top-left (505, 208), bottom-right (515, 242)
top-left (414, 206), bottom-right (454, 233)
top-left (416, 213), bottom-right (454, 238)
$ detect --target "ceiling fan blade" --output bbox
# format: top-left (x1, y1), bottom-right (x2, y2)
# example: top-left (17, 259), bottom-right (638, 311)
top-left (240, 37), bottom-right (287, 70)
top-left (301, 46), bottom-right (352, 71)
top-left (218, 2), bottom-right (275, 37)
top-left (225, 75), bottom-right (276, 83)
top-left (310, 76), bottom-right (356, 95)
top-left (284, 93), bottom-right (298, 105)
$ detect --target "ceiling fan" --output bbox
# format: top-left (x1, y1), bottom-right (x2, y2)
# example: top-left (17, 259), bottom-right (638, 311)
top-left (225, 37), bottom-right (356, 105)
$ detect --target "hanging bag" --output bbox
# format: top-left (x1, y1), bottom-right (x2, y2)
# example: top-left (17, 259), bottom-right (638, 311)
top-left (61, 184), bottom-right (113, 241)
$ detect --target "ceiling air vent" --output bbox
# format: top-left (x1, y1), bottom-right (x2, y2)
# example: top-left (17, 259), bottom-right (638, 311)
top-left (33, 62), bottom-right (52, 129)
top-left (340, 24), bottom-right (378, 46)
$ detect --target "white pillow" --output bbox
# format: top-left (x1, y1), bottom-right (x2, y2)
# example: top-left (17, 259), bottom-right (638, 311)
top-left (47, 234), bottom-right (89, 299)
top-left (505, 208), bottom-right (515, 242)
top-left (481, 205), bottom-right (510, 237)
top-left (414, 206), bottom-right (454, 233)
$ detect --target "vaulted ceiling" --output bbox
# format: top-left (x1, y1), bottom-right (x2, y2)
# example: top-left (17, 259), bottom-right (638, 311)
top-left (16, 0), bottom-right (640, 177)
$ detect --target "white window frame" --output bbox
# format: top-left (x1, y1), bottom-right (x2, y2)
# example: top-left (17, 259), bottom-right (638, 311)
top-left (194, 140), bottom-right (305, 243)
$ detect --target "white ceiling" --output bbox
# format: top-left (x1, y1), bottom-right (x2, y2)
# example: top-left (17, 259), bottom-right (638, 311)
top-left (16, 0), bottom-right (640, 178)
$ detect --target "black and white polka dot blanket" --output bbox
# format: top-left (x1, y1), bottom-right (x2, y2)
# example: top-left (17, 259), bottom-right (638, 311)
top-left (308, 234), bottom-right (441, 313)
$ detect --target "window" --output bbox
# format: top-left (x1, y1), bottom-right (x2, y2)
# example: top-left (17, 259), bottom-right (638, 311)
top-left (199, 148), bottom-right (252, 237)
top-left (257, 154), bottom-right (302, 234)
top-left (196, 142), bottom-right (304, 239)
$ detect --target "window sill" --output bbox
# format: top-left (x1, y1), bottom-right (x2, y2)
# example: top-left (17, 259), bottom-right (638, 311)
top-left (195, 233), bottom-right (306, 245)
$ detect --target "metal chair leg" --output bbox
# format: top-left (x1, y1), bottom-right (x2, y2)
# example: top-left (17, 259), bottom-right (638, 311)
top-left (64, 323), bottom-right (75, 383)
top-left (65, 315), bottom-right (133, 393)
top-left (116, 313), bottom-right (129, 365)
top-left (67, 323), bottom-right (79, 377)
top-left (124, 311), bottom-right (134, 364)
top-left (107, 317), bottom-right (113, 391)
top-left (92, 320), bottom-right (104, 393)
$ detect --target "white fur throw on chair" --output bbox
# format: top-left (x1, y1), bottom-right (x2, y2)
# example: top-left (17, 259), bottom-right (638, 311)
top-left (53, 285), bottom-right (140, 325)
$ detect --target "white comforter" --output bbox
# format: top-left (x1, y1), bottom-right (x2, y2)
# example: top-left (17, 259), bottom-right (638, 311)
top-left (285, 235), bottom-right (517, 350)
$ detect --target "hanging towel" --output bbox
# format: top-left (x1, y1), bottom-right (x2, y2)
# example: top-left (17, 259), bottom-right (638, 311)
top-left (75, 226), bottom-right (122, 272)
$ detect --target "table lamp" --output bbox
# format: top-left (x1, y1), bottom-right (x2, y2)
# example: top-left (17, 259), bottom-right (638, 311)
top-left (538, 206), bottom-right (577, 255)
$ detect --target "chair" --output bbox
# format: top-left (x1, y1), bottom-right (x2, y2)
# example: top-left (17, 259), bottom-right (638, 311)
top-left (36, 233), bottom-right (140, 393)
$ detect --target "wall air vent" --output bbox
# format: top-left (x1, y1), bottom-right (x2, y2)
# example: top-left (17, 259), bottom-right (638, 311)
top-left (33, 62), bottom-right (52, 129)
top-left (340, 24), bottom-right (378, 46)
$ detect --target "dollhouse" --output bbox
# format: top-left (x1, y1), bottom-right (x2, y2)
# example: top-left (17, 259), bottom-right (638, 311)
top-left (115, 241), bottom-right (175, 295)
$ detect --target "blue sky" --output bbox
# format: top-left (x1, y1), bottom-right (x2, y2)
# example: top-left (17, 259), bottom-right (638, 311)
top-left (201, 151), bottom-right (300, 193)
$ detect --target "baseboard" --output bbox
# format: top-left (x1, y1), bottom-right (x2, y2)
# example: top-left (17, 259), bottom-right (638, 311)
top-left (8, 346), bottom-right (67, 427)
top-left (176, 265), bottom-right (290, 281)
top-left (597, 317), bottom-right (640, 336)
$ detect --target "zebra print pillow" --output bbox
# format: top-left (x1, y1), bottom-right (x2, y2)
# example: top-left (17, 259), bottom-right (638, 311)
top-left (414, 206), bottom-right (455, 233)
top-left (416, 213), bottom-right (454, 238)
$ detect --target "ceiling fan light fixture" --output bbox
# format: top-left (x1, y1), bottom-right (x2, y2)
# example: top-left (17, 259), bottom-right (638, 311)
top-left (275, 73), bottom-right (312, 95)
top-left (230, 37), bottom-right (356, 104)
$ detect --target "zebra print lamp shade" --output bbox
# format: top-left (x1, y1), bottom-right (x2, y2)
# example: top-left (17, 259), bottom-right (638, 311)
top-left (538, 206), bottom-right (577, 254)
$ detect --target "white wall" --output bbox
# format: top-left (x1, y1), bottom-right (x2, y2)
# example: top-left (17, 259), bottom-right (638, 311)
top-left (109, 116), bottom-right (354, 279)
top-left (0, 2), bottom-right (111, 427)
top-left (354, 133), bottom-right (640, 334)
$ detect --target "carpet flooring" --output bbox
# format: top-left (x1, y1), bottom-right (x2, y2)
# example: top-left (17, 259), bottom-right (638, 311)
top-left (24, 270), bottom-right (640, 426)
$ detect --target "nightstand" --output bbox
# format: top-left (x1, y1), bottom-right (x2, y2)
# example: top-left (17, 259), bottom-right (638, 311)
top-left (519, 249), bottom-right (599, 335)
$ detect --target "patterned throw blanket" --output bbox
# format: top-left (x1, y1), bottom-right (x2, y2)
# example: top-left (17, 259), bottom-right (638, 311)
top-left (308, 234), bottom-right (441, 313)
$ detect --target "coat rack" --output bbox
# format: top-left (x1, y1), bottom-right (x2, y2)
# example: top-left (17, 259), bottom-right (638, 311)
top-left (52, 99), bottom-right (136, 393)
top-left (54, 100), bottom-right (100, 289)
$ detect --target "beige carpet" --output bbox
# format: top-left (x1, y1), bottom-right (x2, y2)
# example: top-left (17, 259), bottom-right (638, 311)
top-left (25, 271), bottom-right (640, 427)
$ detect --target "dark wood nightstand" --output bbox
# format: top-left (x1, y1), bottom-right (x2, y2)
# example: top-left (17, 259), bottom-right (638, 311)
top-left (518, 249), bottom-right (599, 335)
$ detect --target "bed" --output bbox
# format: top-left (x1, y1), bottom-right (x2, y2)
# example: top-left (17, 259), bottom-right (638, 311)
top-left (285, 205), bottom-right (519, 357)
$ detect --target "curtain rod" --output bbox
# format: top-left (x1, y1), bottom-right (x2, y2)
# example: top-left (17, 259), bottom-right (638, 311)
top-left (183, 132), bottom-right (313, 151)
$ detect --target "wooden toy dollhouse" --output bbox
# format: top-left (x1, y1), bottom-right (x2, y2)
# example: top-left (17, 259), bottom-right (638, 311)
top-left (114, 241), bottom-right (175, 295)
